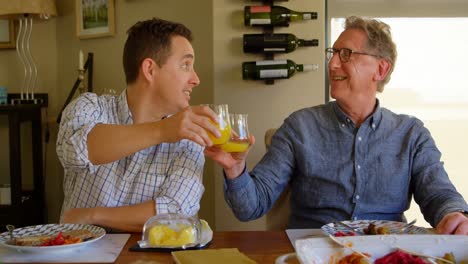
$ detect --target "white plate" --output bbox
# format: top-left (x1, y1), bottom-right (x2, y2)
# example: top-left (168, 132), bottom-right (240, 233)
top-left (0, 223), bottom-right (106, 253)
top-left (321, 220), bottom-right (430, 236)
top-left (295, 235), bottom-right (468, 264)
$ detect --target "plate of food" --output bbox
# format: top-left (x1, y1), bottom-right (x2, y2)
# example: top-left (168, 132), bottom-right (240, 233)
top-left (294, 235), bottom-right (468, 264)
top-left (321, 220), bottom-right (430, 236)
top-left (0, 223), bottom-right (106, 253)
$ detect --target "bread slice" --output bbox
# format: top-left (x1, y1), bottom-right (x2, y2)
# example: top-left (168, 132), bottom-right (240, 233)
top-left (62, 229), bottom-right (95, 241)
top-left (15, 229), bottom-right (96, 246)
top-left (15, 235), bottom-right (53, 246)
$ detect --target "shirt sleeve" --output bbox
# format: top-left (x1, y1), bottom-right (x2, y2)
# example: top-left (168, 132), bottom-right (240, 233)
top-left (56, 93), bottom-right (105, 173)
top-left (410, 120), bottom-right (468, 226)
top-left (154, 140), bottom-right (205, 216)
top-left (224, 115), bottom-right (297, 221)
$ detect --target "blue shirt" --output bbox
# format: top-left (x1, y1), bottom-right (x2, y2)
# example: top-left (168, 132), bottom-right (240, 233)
top-left (224, 100), bottom-right (467, 228)
top-left (57, 91), bottom-right (205, 221)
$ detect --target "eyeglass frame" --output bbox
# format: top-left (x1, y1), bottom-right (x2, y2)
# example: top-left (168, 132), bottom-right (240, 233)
top-left (325, 47), bottom-right (380, 63)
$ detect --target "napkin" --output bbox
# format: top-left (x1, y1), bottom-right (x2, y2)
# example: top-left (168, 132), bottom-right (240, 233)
top-left (172, 248), bottom-right (257, 264)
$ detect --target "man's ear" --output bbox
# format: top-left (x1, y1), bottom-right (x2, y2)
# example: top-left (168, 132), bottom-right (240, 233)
top-left (374, 59), bottom-right (391, 81)
top-left (141, 58), bottom-right (157, 82)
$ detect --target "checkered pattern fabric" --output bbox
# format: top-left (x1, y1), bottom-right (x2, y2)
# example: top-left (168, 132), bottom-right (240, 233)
top-left (56, 91), bottom-right (205, 221)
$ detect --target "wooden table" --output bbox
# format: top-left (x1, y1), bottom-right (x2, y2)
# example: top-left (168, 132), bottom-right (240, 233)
top-left (115, 231), bottom-right (295, 264)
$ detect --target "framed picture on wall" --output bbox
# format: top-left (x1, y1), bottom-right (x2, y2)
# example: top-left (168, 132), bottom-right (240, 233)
top-left (76, 0), bottom-right (115, 39)
top-left (0, 19), bottom-right (15, 49)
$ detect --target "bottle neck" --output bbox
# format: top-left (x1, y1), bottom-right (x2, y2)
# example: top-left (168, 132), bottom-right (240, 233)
top-left (297, 39), bottom-right (318, 47)
top-left (298, 39), bottom-right (319, 47)
top-left (296, 64), bottom-right (319, 72)
top-left (289, 11), bottom-right (318, 20)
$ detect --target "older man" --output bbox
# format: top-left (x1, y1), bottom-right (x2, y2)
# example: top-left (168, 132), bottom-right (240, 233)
top-left (205, 16), bottom-right (468, 234)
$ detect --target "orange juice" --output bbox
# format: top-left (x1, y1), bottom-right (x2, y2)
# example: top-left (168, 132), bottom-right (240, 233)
top-left (208, 121), bottom-right (231, 145)
top-left (220, 140), bottom-right (250, 153)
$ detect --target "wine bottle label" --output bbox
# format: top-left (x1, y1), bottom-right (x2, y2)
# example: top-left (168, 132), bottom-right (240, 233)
top-left (260, 69), bottom-right (288, 79)
top-left (250, 19), bottom-right (271, 25)
top-left (256, 60), bottom-right (287, 66)
top-left (264, 48), bottom-right (286, 52)
top-left (250, 6), bottom-right (271, 13)
top-left (243, 34), bottom-right (292, 53)
top-left (264, 34), bottom-right (287, 42)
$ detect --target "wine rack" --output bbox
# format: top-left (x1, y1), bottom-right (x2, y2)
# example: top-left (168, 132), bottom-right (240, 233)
top-left (263, 28), bottom-right (275, 85)
top-left (253, 0), bottom-right (276, 85)
top-left (242, 1), bottom-right (318, 84)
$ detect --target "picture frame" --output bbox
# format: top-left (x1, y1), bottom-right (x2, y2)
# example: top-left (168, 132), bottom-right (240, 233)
top-left (76, 0), bottom-right (115, 39)
top-left (0, 19), bottom-right (16, 49)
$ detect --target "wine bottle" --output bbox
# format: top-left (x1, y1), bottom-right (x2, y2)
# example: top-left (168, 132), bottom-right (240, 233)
top-left (243, 33), bottom-right (319, 53)
top-left (242, 60), bottom-right (318, 80)
top-left (244, 5), bottom-right (317, 27)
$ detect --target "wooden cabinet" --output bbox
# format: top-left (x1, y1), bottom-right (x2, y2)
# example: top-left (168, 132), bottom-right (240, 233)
top-left (0, 94), bottom-right (47, 232)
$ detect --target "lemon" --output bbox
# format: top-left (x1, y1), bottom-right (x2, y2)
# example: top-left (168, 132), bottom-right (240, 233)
top-left (176, 226), bottom-right (196, 245)
top-left (148, 224), bottom-right (195, 246)
top-left (148, 225), bottom-right (177, 246)
top-left (200, 219), bottom-right (211, 231)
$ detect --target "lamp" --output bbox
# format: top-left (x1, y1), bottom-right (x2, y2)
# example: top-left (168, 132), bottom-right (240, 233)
top-left (0, 0), bottom-right (57, 104)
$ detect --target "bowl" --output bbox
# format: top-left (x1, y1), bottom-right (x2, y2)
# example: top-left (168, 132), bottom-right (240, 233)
top-left (138, 213), bottom-right (201, 249)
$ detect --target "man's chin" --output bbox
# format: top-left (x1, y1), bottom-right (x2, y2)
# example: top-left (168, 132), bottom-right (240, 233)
top-left (329, 88), bottom-right (339, 100)
top-left (177, 102), bottom-right (190, 111)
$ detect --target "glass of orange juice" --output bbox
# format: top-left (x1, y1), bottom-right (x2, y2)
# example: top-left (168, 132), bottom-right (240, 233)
top-left (221, 113), bottom-right (251, 153)
top-left (204, 104), bottom-right (231, 145)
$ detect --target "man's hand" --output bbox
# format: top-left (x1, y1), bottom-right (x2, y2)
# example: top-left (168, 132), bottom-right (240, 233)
top-left (204, 135), bottom-right (255, 179)
top-left (159, 105), bottom-right (220, 147)
top-left (436, 211), bottom-right (468, 235)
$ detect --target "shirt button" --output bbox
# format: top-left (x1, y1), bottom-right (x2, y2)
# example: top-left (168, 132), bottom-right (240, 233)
top-left (357, 165), bottom-right (361, 170)
top-left (341, 123), bottom-right (345, 127)
top-left (372, 124), bottom-right (376, 128)
top-left (353, 216), bottom-right (358, 220)
top-left (347, 119), bottom-right (351, 123)
top-left (358, 136), bottom-right (362, 141)
top-left (356, 195), bottom-right (360, 200)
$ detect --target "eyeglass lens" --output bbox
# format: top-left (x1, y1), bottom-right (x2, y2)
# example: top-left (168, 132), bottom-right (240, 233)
top-left (326, 48), bottom-right (351, 62)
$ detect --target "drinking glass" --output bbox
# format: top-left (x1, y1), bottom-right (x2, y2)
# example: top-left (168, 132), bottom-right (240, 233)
top-left (204, 104), bottom-right (231, 145)
top-left (220, 113), bottom-right (251, 153)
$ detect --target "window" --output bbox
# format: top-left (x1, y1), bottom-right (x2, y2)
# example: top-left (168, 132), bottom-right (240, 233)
top-left (330, 17), bottom-right (468, 227)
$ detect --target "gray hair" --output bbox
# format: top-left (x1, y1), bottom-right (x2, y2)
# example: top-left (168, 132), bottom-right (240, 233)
top-left (345, 16), bottom-right (397, 92)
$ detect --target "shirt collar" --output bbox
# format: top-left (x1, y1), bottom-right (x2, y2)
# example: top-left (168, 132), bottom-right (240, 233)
top-left (117, 89), bottom-right (133, 125)
top-left (332, 99), bottom-right (382, 130)
top-left (370, 99), bottom-right (382, 130)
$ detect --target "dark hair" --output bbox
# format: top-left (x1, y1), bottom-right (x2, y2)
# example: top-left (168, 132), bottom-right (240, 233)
top-left (123, 17), bottom-right (193, 84)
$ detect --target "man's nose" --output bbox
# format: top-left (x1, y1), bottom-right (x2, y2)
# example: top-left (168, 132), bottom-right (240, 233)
top-left (328, 53), bottom-right (341, 70)
top-left (191, 71), bottom-right (200, 86)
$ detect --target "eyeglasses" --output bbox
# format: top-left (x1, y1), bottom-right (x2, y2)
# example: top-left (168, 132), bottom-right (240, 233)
top-left (325, 47), bottom-right (380, 63)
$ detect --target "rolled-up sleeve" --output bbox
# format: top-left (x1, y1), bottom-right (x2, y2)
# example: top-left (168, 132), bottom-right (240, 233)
top-left (56, 93), bottom-right (105, 173)
top-left (154, 140), bottom-right (205, 216)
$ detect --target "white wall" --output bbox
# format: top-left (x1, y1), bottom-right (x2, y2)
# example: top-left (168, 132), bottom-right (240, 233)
top-left (213, 0), bottom-right (326, 231)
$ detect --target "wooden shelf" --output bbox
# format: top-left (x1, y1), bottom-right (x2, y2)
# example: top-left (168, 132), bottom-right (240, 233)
top-left (0, 94), bottom-right (47, 231)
